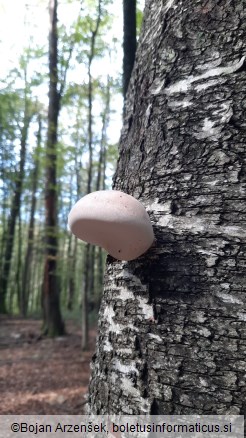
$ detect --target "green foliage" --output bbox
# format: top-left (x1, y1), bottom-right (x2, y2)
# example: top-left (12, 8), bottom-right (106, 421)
top-left (0, 0), bottom-right (121, 328)
top-left (137, 7), bottom-right (144, 37)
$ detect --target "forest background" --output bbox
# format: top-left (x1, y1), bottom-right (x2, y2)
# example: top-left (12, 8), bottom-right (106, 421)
top-left (0, 0), bottom-right (143, 347)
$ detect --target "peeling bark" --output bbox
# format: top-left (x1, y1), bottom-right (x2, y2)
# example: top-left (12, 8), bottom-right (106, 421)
top-left (89, 0), bottom-right (246, 416)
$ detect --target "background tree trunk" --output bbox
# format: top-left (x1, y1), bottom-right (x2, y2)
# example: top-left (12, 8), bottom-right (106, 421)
top-left (42, 0), bottom-right (64, 336)
top-left (89, 0), bottom-right (246, 416)
top-left (81, 0), bottom-right (102, 351)
top-left (21, 116), bottom-right (42, 316)
top-left (123, 0), bottom-right (137, 101)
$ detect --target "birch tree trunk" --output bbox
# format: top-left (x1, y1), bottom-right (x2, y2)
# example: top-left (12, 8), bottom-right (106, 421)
top-left (89, 0), bottom-right (246, 415)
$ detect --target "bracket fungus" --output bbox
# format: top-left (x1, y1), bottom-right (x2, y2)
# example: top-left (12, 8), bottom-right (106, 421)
top-left (68, 190), bottom-right (154, 261)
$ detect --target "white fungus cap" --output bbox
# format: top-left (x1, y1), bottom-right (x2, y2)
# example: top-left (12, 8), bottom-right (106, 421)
top-left (67, 190), bottom-right (154, 261)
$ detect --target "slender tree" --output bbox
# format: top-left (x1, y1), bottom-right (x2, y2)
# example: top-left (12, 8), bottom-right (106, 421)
top-left (123, 0), bottom-right (137, 100)
top-left (94, 76), bottom-right (110, 310)
top-left (66, 114), bottom-right (83, 312)
top-left (89, 0), bottom-right (246, 416)
top-left (21, 116), bottom-right (42, 316)
top-left (42, 0), bottom-right (64, 336)
top-left (82, 0), bottom-right (102, 350)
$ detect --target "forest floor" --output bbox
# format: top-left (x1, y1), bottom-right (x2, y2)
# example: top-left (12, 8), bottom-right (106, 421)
top-left (0, 317), bottom-right (97, 414)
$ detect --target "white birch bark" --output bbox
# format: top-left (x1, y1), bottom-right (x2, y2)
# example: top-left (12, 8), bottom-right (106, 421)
top-left (89, 0), bottom-right (246, 416)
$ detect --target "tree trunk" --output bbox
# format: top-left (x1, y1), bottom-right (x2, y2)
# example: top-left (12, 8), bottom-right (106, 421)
top-left (16, 210), bottom-right (22, 311)
top-left (21, 116), bottom-right (41, 316)
top-left (123, 0), bottom-right (136, 100)
top-left (67, 236), bottom-right (78, 311)
top-left (93, 77), bottom-right (110, 311)
top-left (42, 0), bottom-right (64, 336)
top-left (89, 0), bottom-right (246, 416)
top-left (81, 0), bottom-right (102, 350)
